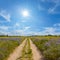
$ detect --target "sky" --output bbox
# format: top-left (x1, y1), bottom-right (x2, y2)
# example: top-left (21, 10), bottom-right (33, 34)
top-left (0, 0), bottom-right (60, 36)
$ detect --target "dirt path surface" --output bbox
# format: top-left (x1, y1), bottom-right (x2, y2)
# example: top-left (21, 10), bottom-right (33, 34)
top-left (7, 38), bottom-right (43, 60)
top-left (7, 39), bottom-right (27, 60)
top-left (30, 39), bottom-right (43, 60)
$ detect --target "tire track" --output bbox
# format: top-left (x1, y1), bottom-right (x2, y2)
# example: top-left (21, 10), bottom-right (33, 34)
top-left (7, 38), bottom-right (43, 60)
top-left (7, 38), bottom-right (27, 60)
top-left (30, 39), bottom-right (43, 60)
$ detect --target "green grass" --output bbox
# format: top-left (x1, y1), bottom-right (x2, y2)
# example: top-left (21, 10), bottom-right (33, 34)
top-left (0, 37), bottom-right (24, 60)
top-left (31, 36), bottom-right (60, 60)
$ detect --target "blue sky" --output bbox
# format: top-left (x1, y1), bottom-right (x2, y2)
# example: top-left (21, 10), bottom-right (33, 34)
top-left (0, 0), bottom-right (60, 36)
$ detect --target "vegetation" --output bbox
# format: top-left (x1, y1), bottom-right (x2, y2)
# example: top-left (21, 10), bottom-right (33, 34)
top-left (31, 36), bottom-right (60, 60)
top-left (17, 38), bottom-right (33, 60)
top-left (0, 37), bottom-right (24, 60)
top-left (0, 36), bottom-right (60, 60)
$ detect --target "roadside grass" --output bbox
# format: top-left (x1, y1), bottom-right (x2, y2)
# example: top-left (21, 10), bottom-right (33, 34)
top-left (31, 36), bottom-right (60, 60)
top-left (0, 37), bottom-right (24, 60)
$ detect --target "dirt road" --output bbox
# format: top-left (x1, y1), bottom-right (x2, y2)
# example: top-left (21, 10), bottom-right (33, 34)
top-left (30, 39), bottom-right (43, 60)
top-left (7, 39), bottom-right (27, 60)
top-left (7, 38), bottom-right (43, 60)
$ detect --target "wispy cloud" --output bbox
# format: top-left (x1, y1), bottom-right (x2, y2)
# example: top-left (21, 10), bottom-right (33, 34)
top-left (48, 4), bottom-right (60, 14)
top-left (15, 23), bottom-right (20, 27)
top-left (48, 0), bottom-right (60, 14)
top-left (41, 0), bottom-right (60, 3)
top-left (0, 26), bottom-right (10, 35)
top-left (53, 23), bottom-right (60, 27)
top-left (40, 0), bottom-right (60, 14)
top-left (10, 26), bottom-right (31, 36)
top-left (0, 10), bottom-right (11, 22)
top-left (24, 26), bottom-right (30, 31)
top-left (0, 26), bottom-right (9, 30)
top-left (43, 27), bottom-right (56, 34)
top-left (14, 27), bottom-right (55, 36)
top-left (0, 24), bottom-right (60, 36)
top-left (26, 26), bottom-right (60, 35)
top-left (3, 26), bottom-right (60, 36)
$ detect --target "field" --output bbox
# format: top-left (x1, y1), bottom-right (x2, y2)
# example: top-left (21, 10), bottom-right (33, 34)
top-left (31, 36), bottom-right (60, 60)
top-left (0, 36), bottom-right (25, 60)
top-left (0, 36), bottom-right (60, 60)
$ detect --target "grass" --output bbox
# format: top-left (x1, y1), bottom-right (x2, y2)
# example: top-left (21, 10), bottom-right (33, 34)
top-left (31, 36), bottom-right (60, 60)
top-left (0, 37), bottom-right (24, 60)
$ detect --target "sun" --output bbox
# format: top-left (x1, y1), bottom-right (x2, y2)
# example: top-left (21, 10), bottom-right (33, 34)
top-left (22, 10), bottom-right (29, 17)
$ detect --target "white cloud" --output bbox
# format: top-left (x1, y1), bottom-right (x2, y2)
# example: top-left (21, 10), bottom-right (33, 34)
top-left (0, 10), bottom-right (11, 22)
top-left (0, 28), bottom-right (10, 35)
top-left (40, 0), bottom-right (60, 14)
top-left (24, 26), bottom-right (30, 31)
top-left (0, 26), bottom-right (9, 30)
top-left (0, 24), bottom-right (60, 36)
top-left (30, 27), bottom-right (55, 35)
top-left (48, 4), bottom-right (60, 14)
top-left (0, 30), bottom-right (12, 35)
top-left (15, 23), bottom-right (20, 27)
top-left (6, 26), bottom-right (60, 35)
top-left (0, 31), bottom-right (7, 35)
top-left (26, 27), bottom-right (60, 35)
top-left (41, 0), bottom-right (60, 3)
top-left (54, 23), bottom-right (60, 27)
top-left (9, 26), bottom-right (31, 36)
top-left (48, 0), bottom-right (60, 14)
top-left (40, 27), bottom-right (60, 35)
top-left (43, 27), bottom-right (56, 34)
top-left (0, 26), bottom-right (11, 35)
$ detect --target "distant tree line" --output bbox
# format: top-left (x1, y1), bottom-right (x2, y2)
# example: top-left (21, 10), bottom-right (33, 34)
top-left (31, 34), bottom-right (60, 37)
top-left (0, 34), bottom-right (60, 37)
top-left (0, 35), bottom-right (8, 37)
